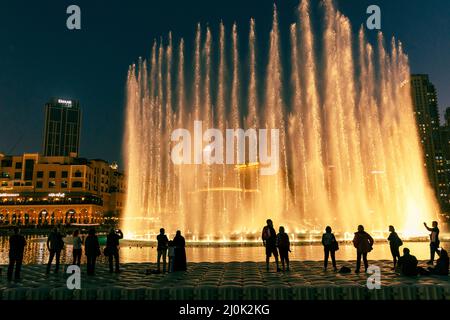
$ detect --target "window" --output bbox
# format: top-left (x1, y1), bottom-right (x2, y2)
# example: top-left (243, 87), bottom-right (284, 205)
top-left (49, 171), bottom-right (56, 178)
top-left (1, 159), bottom-right (12, 167)
top-left (62, 171), bottom-right (68, 178)
top-left (25, 181), bottom-right (32, 186)
top-left (74, 170), bottom-right (82, 178)
top-left (48, 181), bottom-right (56, 188)
top-left (37, 171), bottom-right (44, 178)
top-left (1, 181), bottom-right (8, 187)
top-left (72, 181), bottom-right (83, 188)
top-left (1, 172), bottom-right (10, 178)
top-left (36, 181), bottom-right (43, 188)
top-left (13, 182), bottom-right (20, 186)
top-left (15, 162), bottom-right (22, 169)
top-left (61, 181), bottom-right (68, 188)
top-left (14, 172), bottom-right (21, 179)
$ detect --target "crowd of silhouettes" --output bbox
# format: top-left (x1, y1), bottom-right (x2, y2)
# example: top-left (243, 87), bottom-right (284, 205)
top-left (3, 219), bottom-right (449, 281)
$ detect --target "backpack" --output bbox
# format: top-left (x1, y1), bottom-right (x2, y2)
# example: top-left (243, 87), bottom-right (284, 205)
top-left (331, 235), bottom-right (339, 251)
top-left (262, 227), bottom-right (270, 241)
top-left (338, 266), bottom-right (351, 274)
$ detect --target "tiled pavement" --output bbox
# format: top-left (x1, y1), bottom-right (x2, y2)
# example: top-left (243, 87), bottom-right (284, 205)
top-left (0, 260), bottom-right (449, 300)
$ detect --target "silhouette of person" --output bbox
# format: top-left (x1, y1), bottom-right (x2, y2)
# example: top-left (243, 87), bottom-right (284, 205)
top-left (428, 248), bottom-right (449, 275)
top-left (106, 228), bottom-right (123, 273)
top-left (387, 225), bottom-right (402, 269)
top-left (168, 240), bottom-right (175, 273)
top-left (352, 225), bottom-right (374, 273)
top-left (397, 247), bottom-right (419, 276)
top-left (172, 230), bottom-right (187, 272)
top-left (8, 226), bottom-right (26, 281)
top-left (85, 228), bottom-right (101, 276)
top-left (72, 229), bottom-right (83, 266)
top-left (262, 219), bottom-right (280, 272)
top-left (322, 226), bottom-right (338, 272)
top-left (46, 227), bottom-right (65, 274)
top-left (156, 228), bottom-right (169, 273)
top-left (276, 226), bottom-right (291, 271)
top-left (424, 221), bottom-right (440, 264)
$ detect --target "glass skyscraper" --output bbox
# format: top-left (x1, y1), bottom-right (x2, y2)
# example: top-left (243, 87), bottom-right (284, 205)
top-left (42, 98), bottom-right (81, 157)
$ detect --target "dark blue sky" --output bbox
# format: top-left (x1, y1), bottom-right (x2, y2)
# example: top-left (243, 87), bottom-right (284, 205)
top-left (0, 0), bottom-right (449, 166)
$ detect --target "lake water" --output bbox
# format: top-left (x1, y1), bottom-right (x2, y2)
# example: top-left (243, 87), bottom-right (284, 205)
top-left (0, 235), bottom-right (443, 265)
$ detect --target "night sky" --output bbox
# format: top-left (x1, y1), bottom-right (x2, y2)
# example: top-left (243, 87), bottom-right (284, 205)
top-left (0, 0), bottom-right (449, 166)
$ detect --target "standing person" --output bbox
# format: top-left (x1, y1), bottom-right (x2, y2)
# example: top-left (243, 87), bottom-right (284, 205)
top-left (424, 221), bottom-right (440, 264)
top-left (167, 240), bottom-right (175, 273)
top-left (46, 227), bottom-right (65, 274)
top-left (322, 226), bottom-right (338, 272)
top-left (85, 228), bottom-right (101, 276)
top-left (262, 219), bottom-right (280, 272)
top-left (276, 226), bottom-right (291, 272)
top-left (72, 229), bottom-right (83, 266)
top-left (387, 225), bottom-right (402, 269)
top-left (106, 228), bottom-right (124, 273)
top-left (156, 228), bottom-right (169, 273)
top-left (352, 225), bottom-right (374, 273)
top-left (8, 227), bottom-right (26, 281)
top-left (172, 230), bottom-right (187, 272)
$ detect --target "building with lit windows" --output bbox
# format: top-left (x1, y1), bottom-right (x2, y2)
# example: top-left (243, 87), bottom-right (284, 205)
top-left (411, 74), bottom-right (449, 210)
top-left (0, 153), bottom-right (125, 226)
top-left (43, 98), bottom-right (81, 157)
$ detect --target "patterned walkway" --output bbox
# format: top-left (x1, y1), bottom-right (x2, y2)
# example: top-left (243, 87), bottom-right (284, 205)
top-left (0, 260), bottom-right (449, 300)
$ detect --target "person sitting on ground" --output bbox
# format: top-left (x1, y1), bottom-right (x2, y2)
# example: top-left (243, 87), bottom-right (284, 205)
top-left (352, 225), bottom-right (374, 273)
top-left (276, 226), bottom-right (291, 272)
top-left (262, 219), bottom-right (280, 272)
top-left (322, 226), bottom-right (338, 272)
top-left (387, 225), bottom-right (403, 270)
top-left (8, 226), bottom-right (26, 281)
top-left (428, 248), bottom-right (449, 276)
top-left (396, 247), bottom-right (418, 277)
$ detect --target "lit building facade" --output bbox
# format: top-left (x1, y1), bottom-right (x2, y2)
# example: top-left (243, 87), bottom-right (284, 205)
top-left (43, 98), bottom-right (81, 157)
top-left (411, 74), bottom-right (449, 209)
top-left (0, 153), bottom-right (125, 226)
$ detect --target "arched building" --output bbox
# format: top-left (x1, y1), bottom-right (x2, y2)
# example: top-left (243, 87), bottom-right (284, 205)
top-left (0, 153), bottom-right (126, 226)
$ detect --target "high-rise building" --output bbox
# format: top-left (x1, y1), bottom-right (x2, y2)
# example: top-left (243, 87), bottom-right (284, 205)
top-left (43, 98), bottom-right (81, 157)
top-left (411, 74), bottom-right (448, 209)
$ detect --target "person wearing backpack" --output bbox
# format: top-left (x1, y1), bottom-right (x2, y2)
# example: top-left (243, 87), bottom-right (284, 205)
top-left (322, 226), bottom-right (338, 272)
top-left (387, 225), bottom-right (402, 269)
top-left (261, 219), bottom-right (280, 272)
top-left (276, 226), bottom-right (291, 272)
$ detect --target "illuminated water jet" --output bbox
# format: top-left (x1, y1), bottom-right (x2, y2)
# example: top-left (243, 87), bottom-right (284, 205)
top-left (123, 0), bottom-right (438, 240)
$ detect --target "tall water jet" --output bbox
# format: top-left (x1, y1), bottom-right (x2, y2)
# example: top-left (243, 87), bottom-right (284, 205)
top-left (123, 0), bottom-right (438, 240)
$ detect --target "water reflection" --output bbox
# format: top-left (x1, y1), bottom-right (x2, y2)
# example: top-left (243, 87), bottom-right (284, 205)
top-left (0, 236), bottom-right (439, 265)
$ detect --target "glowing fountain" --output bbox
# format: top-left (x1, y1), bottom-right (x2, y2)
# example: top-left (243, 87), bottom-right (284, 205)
top-left (123, 0), bottom-right (439, 241)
